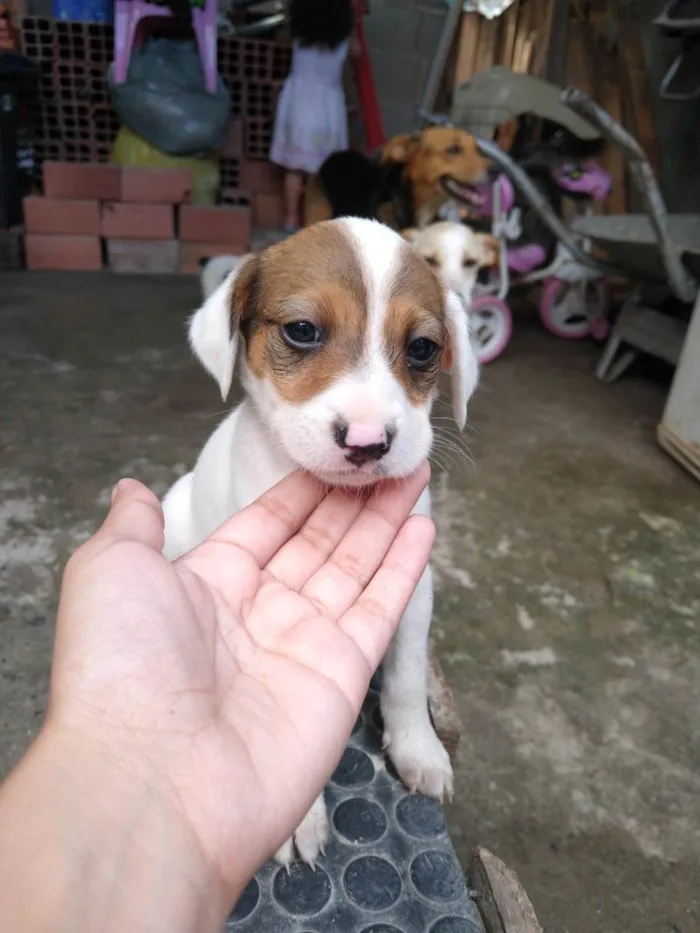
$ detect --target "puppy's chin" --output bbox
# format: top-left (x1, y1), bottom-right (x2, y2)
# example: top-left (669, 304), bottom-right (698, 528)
top-left (310, 463), bottom-right (391, 488)
top-left (288, 451), bottom-right (428, 489)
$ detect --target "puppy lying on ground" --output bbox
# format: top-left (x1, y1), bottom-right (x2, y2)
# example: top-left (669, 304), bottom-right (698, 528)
top-left (162, 218), bottom-right (479, 866)
top-left (402, 222), bottom-right (501, 309)
top-left (304, 127), bottom-right (490, 231)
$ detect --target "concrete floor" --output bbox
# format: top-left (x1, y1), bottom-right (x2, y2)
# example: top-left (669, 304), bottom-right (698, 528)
top-left (1, 271), bottom-right (699, 933)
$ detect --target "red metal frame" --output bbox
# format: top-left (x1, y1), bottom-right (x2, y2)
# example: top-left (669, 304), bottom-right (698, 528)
top-left (350, 0), bottom-right (385, 153)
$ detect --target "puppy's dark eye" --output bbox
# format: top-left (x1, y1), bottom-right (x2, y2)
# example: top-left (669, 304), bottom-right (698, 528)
top-left (445, 144), bottom-right (463, 156)
top-left (407, 337), bottom-right (439, 368)
top-left (282, 321), bottom-right (322, 349)
top-left (462, 257), bottom-right (478, 269)
top-left (423, 255), bottom-right (438, 267)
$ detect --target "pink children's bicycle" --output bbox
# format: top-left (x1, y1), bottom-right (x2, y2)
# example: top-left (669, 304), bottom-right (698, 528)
top-left (465, 159), bottom-right (613, 364)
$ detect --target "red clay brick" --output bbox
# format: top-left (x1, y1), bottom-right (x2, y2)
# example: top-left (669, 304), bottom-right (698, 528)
top-left (101, 202), bottom-right (174, 240)
top-left (25, 234), bottom-right (102, 271)
top-left (24, 196), bottom-right (100, 236)
top-left (240, 160), bottom-right (283, 194)
top-left (222, 120), bottom-right (243, 158)
top-left (121, 168), bottom-right (193, 205)
top-left (179, 241), bottom-right (246, 275)
top-left (43, 162), bottom-right (121, 201)
top-left (179, 205), bottom-right (251, 246)
top-left (107, 239), bottom-right (180, 273)
top-left (253, 191), bottom-right (284, 230)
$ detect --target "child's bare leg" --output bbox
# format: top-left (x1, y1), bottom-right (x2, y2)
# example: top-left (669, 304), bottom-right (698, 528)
top-left (284, 170), bottom-right (304, 230)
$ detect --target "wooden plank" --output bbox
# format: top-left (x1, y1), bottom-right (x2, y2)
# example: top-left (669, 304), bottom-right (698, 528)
top-left (658, 423), bottom-right (700, 484)
top-left (470, 847), bottom-right (543, 933)
top-left (597, 45), bottom-right (627, 215)
top-left (545, 0), bottom-right (572, 84)
top-left (581, 8), bottom-right (626, 215)
top-left (614, 3), bottom-right (660, 176)
top-left (511, 0), bottom-right (533, 74)
top-left (427, 649), bottom-right (461, 761)
top-left (453, 12), bottom-right (480, 90)
top-left (474, 15), bottom-right (498, 74)
top-left (567, 20), bottom-right (593, 94)
top-left (498, 0), bottom-right (520, 68)
top-left (532, 0), bottom-right (556, 77)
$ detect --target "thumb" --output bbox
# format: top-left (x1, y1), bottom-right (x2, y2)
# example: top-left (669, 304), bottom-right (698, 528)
top-left (96, 478), bottom-right (165, 551)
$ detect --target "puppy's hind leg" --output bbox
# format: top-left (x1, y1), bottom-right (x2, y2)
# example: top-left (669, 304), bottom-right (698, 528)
top-left (380, 565), bottom-right (454, 800)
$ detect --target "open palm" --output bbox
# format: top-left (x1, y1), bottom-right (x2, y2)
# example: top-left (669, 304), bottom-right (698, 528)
top-left (50, 467), bottom-right (433, 892)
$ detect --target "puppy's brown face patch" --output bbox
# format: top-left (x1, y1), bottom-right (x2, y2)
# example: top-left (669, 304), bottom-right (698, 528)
top-left (384, 244), bottom-right (445, 405)
top-left (235, 223), bottom-right (369, 406)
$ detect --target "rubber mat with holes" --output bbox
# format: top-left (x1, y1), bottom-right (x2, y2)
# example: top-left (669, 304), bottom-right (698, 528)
top-left (226, 677), bottom-right (483, 933)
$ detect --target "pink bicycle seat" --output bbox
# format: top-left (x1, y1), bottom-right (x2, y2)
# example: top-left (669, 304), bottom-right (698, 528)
top-left (507, 243), bottom-right (547, 274)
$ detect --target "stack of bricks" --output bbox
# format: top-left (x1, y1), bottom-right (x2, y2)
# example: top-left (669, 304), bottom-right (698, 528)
top-left (20, 17), bottom-right (119, 171)
top-left (24, 162), bottom-right (251, 272)
top-left (0, 3), bottom-right (18, 50)
top-left (19, 18), bottom-right (291, 228)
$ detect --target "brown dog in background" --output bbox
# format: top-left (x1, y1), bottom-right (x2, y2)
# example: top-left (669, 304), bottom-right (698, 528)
top-left (303, 126), bottom-right (490, 230)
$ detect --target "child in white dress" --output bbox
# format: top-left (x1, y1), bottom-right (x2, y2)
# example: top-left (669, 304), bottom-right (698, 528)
top-left (270, 0), bottom-right (354, 231)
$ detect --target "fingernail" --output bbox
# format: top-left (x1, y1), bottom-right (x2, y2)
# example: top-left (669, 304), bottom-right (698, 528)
top-left (111, 479), bottom-right (125, 505)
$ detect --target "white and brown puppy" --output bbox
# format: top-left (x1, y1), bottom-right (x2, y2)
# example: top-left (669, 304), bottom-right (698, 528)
top-left (162, 217), bottom-right (479, 866)
top-left (403, 221), bottom-right (500, 309)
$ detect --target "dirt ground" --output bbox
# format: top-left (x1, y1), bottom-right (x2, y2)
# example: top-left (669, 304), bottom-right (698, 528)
top-left (0, 271), bottom-right (698, 933)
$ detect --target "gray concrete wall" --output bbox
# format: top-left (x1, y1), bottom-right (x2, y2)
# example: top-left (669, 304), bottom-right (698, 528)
top-left (363, 0), bottom-right (447, 139)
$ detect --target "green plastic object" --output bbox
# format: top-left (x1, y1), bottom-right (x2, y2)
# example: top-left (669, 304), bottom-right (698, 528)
top-left (111, 126), bottom-right (220, 206)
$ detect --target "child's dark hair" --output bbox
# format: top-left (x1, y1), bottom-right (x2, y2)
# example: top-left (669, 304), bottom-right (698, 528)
top-left (289, 0), bottom-right (353, 50)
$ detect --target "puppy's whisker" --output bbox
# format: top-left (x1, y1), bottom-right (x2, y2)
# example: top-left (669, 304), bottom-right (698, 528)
top-left (431, 415), bottom-right (478, 437)
top-left (432, 436), bottom-right (476, 470)
top-left (432, 430), bottom-right (474, 460)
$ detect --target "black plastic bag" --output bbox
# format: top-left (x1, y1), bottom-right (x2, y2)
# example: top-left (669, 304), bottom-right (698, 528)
top-left (109, 38), bottom-right (231, 156)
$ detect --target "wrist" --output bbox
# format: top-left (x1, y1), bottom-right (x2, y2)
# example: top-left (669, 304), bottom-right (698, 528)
top-left (0, 724), bottom-right (230, 933)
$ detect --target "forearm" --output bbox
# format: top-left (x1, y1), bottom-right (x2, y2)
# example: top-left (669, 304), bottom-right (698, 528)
top-left (0, 728), bottom-right (230, 933)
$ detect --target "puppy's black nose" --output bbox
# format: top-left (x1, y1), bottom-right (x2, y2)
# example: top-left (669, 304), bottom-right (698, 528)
top-left (333, 420), bottom-right (394, 465)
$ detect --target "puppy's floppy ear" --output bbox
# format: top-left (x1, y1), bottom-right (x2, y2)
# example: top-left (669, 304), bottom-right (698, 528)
top-left (380, 132), bottom-right (421, 165)
top-left (441, 290), bottom-right (479, 430)
top-left (188, 253), bottom-right (258, 401)
top-left (401, 227), bottom-right (419, 243)
top-left (478, 233), bottom-right (501, 268)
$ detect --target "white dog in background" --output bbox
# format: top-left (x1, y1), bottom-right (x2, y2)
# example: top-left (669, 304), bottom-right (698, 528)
top-left (163, 218), bottom-right (479, 866)
top-left (402, 221), bottom-right (500, 309)
top-left (199, 253), bottom-right (245, 300)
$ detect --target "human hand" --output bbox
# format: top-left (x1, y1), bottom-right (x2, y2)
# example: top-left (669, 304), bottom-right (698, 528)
top-left (46, 466), bottom-right (433, 907)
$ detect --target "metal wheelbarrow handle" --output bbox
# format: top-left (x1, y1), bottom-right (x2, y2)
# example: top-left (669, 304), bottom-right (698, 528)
top-left (562, 86), bottom-right (697, 303)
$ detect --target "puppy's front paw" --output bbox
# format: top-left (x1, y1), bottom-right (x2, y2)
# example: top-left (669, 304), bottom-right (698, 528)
top-left (385, 724), bottom-right (454, 800)
top-left (274, 794), bottom-right (329, 868)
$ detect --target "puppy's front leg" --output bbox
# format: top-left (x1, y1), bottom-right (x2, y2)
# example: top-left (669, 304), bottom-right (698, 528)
top-left (380, 565), bottom-right (454, 800)
top-left (274, 793), bottom-right (328, 868)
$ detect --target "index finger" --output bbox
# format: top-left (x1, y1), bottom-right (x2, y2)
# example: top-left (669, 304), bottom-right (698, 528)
top-left (202, 470), bottom-right (328, 566)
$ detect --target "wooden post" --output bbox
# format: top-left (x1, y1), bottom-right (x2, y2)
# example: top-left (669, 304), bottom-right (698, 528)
top-left (427, 647), bottom-right (461, 761)
top-left (532, 0), bottom-right (556, 78)
top-left (453, 12), bottom-right (480, 91)
top-left (469, 846), bottom-right (544, 933)
top-left (498, 0), bottom-right (520, 68)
